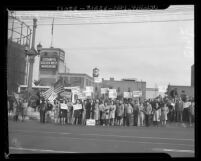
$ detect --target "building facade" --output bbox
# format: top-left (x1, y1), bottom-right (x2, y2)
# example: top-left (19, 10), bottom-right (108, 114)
top-left (7, 40), bottom-right (27, 94)
top-left (100, 78), bottom-right (146, 100)
top-left (39, 48), bottom-right (66, 86)
top-left (167, 85), bottom-right (194, 99)
top-left (59, 73), bottom-right (94, 90)
top-left (146, 88), bottom-right (159, 99)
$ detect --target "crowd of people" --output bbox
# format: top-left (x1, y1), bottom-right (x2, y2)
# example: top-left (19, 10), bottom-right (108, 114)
top-left (8, 95), bottom-right (195, 127)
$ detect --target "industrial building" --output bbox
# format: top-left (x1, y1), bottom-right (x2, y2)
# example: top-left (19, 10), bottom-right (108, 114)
top-left (39, 48), bottom-right (69, 86)
top-left (146, 88), bottom-right (159, 99)
top-left (58, 73), bottom-right (94, 89)
top-left (100, 78), bottom-right (146, 100)
top-left (167, 64), bottom-right (194, 99)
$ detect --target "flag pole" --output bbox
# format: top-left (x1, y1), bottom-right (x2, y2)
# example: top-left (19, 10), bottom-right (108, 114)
top-left (50, 18), bottom-right (54, 48)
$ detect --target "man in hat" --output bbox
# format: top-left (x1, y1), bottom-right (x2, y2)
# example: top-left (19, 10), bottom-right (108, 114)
top-left (39, 98), bottom-right (47, 123)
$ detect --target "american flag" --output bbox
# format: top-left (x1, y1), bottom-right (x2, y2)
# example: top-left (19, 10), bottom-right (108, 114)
top-left (42, 78), bottom-right (64, 100)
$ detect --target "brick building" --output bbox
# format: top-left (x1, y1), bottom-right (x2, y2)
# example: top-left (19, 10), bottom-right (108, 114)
top-left (99, 78), bottom-right (146, 100)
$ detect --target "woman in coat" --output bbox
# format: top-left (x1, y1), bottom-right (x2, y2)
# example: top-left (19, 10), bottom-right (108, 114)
top-left (109, 100), bottom-right (116, 126)
top-left (94, 100), bottom-right (100, 125)
top-left (153, 102), bottom-right (161, 127)
top-left (104, 102), bottom-right (110, 126)
top-left (99, 100), bottom-right (105, 126)
top-left (161, 103), bottom-right (169, 126)
top-left (138, 102), bottom-right (145, 126)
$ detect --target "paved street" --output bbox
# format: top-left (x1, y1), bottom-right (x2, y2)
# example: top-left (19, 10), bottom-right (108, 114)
top-left (8, 119), bottom-right (194, 157)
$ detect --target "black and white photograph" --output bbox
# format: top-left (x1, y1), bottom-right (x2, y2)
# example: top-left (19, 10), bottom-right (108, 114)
top-left (6, 5), bottom-right (194, 158)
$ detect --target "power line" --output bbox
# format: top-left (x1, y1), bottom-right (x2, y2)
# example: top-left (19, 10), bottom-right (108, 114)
top-left (24, 18), bottom-right (193, 26)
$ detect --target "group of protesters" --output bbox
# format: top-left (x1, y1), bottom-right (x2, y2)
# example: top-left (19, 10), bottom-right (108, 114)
top-left (7, 97), bottom-right (28, 122)
top-left (35, 95), bottom-right (194, 127)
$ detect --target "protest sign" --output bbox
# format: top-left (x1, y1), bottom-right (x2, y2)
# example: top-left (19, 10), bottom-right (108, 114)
top-left (73, 104), bottom-right (82, 110)
top-left (133, 91), bottom-right (142, 97)
top-left (109, 89), bottom-right (117, 99)
top-left (123, 92), bottom-right (132, 98)
top-left (101, 88), bottom-right (109, 94)
top-left (60, 91), bottom-right (72, 98)
top-left (77, 92), bottom-right (86, 100)
top-left (86, 119), bottom-right (96, 126)
top-left (60, 103), bottom-right (68, 110)
top-left (86, 86), bottom-right (94, 93)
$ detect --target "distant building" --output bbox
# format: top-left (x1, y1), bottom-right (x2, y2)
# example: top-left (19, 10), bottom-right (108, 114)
top-left (191, 64), bottom-right (194, 86)
top-left (39, 48), bottom-right (66, 86)
top-left (167, 85), bottom-right (194, 99)
top-left (59, 73), bottom-right (94, 89)
top-left (100, 78), bottom-right (146, 100)
top-left (146, 88), bottom-right (159, 99)
top-left (7, 40), bottom-right (26, 94)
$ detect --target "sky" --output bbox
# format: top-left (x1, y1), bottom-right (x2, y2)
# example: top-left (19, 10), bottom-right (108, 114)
top-left (14, 5), bottom-right (194, 89)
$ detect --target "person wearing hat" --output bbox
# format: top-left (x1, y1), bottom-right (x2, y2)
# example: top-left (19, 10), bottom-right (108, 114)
top-left (109, 100), bottom-right (116, 126)
top-left (39, 99), bottom-right (47, 123)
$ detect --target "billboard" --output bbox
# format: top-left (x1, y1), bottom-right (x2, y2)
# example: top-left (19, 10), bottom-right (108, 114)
top-left (40, 57), bottom-right (57, 69)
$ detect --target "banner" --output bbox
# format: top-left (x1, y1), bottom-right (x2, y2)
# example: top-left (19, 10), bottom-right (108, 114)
top-left (133, 91), bottom-right (142, 97)
top-left (123, 92), bottom-right (132, 98)
top-left (109, 89), bottom-right (117, 99)
top-left (101, 88), bottom-right (109, 94)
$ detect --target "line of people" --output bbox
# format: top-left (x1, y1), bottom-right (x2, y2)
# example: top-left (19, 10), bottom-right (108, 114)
top-left (37, 95), bottom-right (194, 127)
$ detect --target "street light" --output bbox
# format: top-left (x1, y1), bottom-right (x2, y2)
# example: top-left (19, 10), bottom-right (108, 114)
top-left (24, 42), bottom-right (42, 95)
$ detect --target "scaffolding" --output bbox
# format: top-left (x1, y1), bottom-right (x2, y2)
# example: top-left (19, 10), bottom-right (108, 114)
top-left (8, 11), bottom-right (32, 47)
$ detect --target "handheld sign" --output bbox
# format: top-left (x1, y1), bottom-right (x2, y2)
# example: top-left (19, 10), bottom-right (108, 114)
top-left (86, 119), bottom-right (96, 126)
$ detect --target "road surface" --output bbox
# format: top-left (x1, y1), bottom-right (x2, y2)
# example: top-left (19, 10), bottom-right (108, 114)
top-left (8, 120), bottom-right (194, 158)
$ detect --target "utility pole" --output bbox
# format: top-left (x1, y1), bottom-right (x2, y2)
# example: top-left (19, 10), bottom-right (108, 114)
top-left (27, 18), bottom-right (37, 93)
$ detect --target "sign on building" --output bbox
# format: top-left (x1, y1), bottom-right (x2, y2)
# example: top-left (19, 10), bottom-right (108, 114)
top-left (101, 88), bottom-right (109, 94)
top-left (59, 52), bottom-right (65, 62)
top-left (40, 57), bottom-right (57, 69)
top-left (109, 89), bottom-right (117, 99)
top-left (133, 91), bottom-right (142, 97)
top-left (123, 92), bottom-right (133, 98)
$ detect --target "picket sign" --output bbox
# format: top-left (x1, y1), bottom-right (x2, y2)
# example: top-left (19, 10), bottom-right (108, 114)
top-left (101, 88), bottom-right (109, 94)
top-left (109, 89), bottom-right (117, 99)
top-left (123, 92), bottom-right (132, 98)
top-left (60, 103), bottom-right (68, 110)
top-left (86, 119), bottom-right (96, 126)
